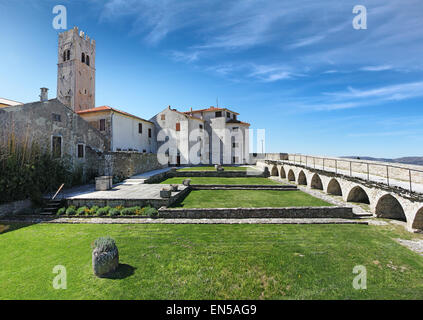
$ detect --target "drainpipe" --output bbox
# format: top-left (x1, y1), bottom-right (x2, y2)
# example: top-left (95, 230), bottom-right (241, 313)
top-left (110, 111), bottom-right (114, 152)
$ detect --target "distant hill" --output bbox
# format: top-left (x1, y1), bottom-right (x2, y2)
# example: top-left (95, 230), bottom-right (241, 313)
top-left (341, 156), bottom-right (423, 166)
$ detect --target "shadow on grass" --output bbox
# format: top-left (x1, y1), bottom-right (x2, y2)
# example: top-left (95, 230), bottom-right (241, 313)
top-left (0, 222), bottom-right (37, 235)
top-left (102, 264), bottom-right (136, 280)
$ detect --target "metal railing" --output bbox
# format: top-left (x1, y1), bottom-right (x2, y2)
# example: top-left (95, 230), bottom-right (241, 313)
top-left (279, 154), bottom-right (423, 194)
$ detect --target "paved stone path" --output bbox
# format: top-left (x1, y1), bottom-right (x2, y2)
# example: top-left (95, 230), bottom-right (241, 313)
top-left (0, 217), bottom-right (368, 225)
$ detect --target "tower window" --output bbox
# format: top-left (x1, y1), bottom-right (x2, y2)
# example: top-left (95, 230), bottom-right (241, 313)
top-left (52, 113), bottom-right (61, 122)
top-left (81, 53), bottom-right (85, 63)
top-left (99, 119), bottom-right (106, 131)
top-left (66, 50), bottom-right (70, 61)
top-left (176, 122), bottom-right (181, 132)
top-left (161, 114), bottom-right (166, 120)
top-left (148, 128), bottom-right (152, 138)
top-left (138, 123), bottom-right (143, 134)
top-left (86, 55), bottom-right (90, 66)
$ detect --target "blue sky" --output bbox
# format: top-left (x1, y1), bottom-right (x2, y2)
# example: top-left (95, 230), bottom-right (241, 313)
top-left (1, 0), bottom-right (422, 158)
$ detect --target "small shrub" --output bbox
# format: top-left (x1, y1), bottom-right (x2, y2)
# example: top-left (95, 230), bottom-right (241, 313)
top-left (96, 208), bottom-right (108, 216)
top-left (109, 208), bottom-right (120, 217)
top-left (57, 207), bottom-right (66, 216)
top-left (76, 206), bottom-right (89, 216)
top-left (121, 207), bottom-right (136, 216)
top-left (93, 236), bottom-right (117, 252)
top-left (66, 207), bottom-right (76, 215)
top-left (89, 206), bottom-right (100, 215)
top-left (134, 206), bottom-right (144, 216)
top-left (145, 206), bottom-right (158, 218)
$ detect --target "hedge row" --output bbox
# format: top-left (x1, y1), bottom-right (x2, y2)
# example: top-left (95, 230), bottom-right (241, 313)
top-left (57, 205), bottom-right (158, 217)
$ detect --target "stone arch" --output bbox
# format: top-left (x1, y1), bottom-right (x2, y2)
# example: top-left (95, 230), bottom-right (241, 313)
top-left (327, 178), bottom-right (342, 196)
top-left (347, 186), bottom-right (370, 204)
top-left (270, 165), bottom-right (279, 176)
top-left (280, 166), bottom-right (286, 179)
top-left (288, 169), bottom-right (295, 182)
top-left (310, 173), bottom-right (323, 190)
top-left (412, 207), bottom-right (423, 230)
top-left (375, 194), bottom-right (406, 222)
top-left (298, 171), bottom-right (307, 185)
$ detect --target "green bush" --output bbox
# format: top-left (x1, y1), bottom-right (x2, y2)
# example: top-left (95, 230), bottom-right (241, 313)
top-left (121, 207), bottom-right (136, 216)
top-left (93, 236), bottom-right (117, 252)
top-left (109, 208), bottom-right (120, 217)
top-left (145, 206), bottom-right (158, 218)
top-left (76, 206), bottom-right (89, 216)
top-left (66, 206), bottom-right (76, 215)
top-left (89, 206), bottom-right (100, 215)
top-left (96, 208), bottom-right (108, 216)
top-left (57, 207), bottom-right (66, 216)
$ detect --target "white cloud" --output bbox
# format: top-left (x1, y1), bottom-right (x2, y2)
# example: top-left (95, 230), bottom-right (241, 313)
top-left (360, 65), bottom-right (392, 72)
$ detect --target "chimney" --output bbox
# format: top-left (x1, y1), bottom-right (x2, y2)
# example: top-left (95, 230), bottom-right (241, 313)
top-left (40, 88), bottom-right (49, 102)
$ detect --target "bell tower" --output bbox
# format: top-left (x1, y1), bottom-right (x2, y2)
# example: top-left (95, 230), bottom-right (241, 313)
top-left (57, 27), bottom-right (96, 112)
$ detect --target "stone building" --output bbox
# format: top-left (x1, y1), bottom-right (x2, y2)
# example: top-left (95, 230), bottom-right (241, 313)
top-left (0, 98), bottom-right (108, 171)
top-left (150, 106), bottom-right (250, 165)
top-left (77, 106), bottom-right (156, 153)
top-left (57, 27), bottom-right (96, 112)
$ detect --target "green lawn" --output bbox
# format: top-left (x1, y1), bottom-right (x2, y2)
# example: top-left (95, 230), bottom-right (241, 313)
top-left (177, 166), bottom-right (251, 171)
top-left (161, 177), bottom-right (281, 185)
top-left (1, 223), bottom-right (423, 299)
top-left (173, 190), bottom-right (331, 208)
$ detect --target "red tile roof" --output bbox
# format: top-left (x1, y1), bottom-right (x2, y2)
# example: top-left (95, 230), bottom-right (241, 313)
top-left (77, 106), bottom-right (153, 124)
top-left (183, 106), bottom-right (240, 115)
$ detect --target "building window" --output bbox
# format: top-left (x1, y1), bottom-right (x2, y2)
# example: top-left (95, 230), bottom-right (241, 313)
top-left (86, 55), bottom-right (90, 66)
top-left (99, 119), bottom-right (106, 131)
top-left (233, 114), bottom-right (237, 120)
top-left (161, 114), bottom-right (165, 120)
top-left (199, 124), bottom-right (203, 130)
top-left (215, 111), bottom-right (222, 117)
top-left (52, 136), bottom-right (62, 159)
top-left (143, 149), bottom-right (147, 153)
top-left (232, 142), bottom-right (236, 148)
top-left (227, 112), bottom-right (231, 118)
top-left (81, 53), bottom-right (85, 63)
top-left (148, 128), bottom-right (152, 138)
top-left (176, 122), bottom-right (181, 132)
top-left (138, 123), bottom-right (143, 134)
top-left (52, 113), bottom-right (61, 122)
top-left (77, 144), bottom-right (84, 158)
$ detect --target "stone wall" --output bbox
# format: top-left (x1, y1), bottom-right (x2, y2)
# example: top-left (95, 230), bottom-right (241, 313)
top-left (99, 152), bottom-right (167, 179)
top-left (158, 206), bottom-right (354, 219)
top-left (171, 169), bottom-right (266, 178)
top-left (0, 199), bottom-right (32, 217)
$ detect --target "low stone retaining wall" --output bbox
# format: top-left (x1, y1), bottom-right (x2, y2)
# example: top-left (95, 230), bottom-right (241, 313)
top-left (158, 206), bottom-right (354, 219)
top-left (0, 199), bottom-right (32, 217)
top-left (67, 187), bottom-right (191, 209)
top-left (172, 170), bottom-right (267, 178)
top-left (190, 185), bottom-right (298, 190)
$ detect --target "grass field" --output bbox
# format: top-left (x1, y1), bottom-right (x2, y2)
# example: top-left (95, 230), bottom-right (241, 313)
top-left (177, 166), bottom-right (251, 171)
top-left (172, 190), bottom-right (331, 208)
top-left (1, 223), bottom-right (423, 299)
top-left (161, 177), bottom-right (281, 185)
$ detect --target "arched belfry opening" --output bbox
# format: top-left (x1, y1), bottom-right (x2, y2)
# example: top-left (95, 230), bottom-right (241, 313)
top-left (327, 178), bottom-right (342, 196)
top-left (298, 171), bottom-right (307, 185)
top-left (347, 186), bottom-right (370, 204)
top-left (375, 194), bottom-right (406, 222)
top-left (310, 174), bottom-right (323, 190)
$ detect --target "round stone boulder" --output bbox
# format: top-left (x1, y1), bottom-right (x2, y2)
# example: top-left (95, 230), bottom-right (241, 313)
top-left (92, 237), bottom-right (119, 277)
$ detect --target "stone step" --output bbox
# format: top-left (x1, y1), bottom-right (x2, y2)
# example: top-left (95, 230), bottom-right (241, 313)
top-left (40, 212), bottom-right (55, 215)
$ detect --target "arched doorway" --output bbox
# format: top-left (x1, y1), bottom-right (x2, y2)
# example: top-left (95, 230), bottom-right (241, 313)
top-left (298, 171), bottom-right (307, 185)
top-left (347, 186), bottom-right (370, 204)
top-left (288, 169), bottom-right (295, 182)
top-left (310, 174), bottom-right (323, 190)
top-left (327, 178), bottom-right (342, 196)
top-left (375, 194), bottom-right (406, 221)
